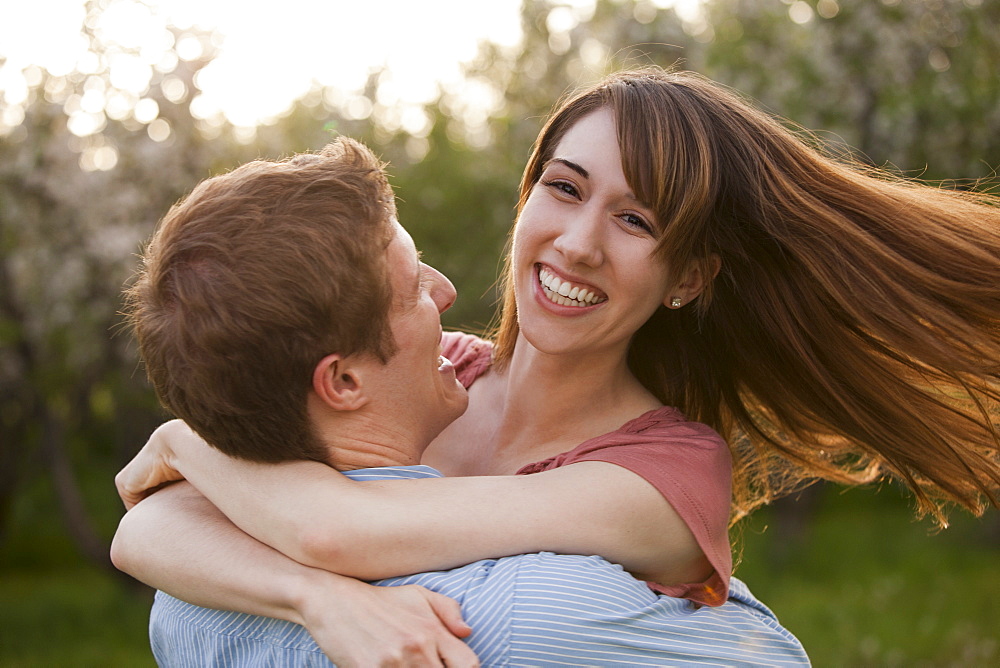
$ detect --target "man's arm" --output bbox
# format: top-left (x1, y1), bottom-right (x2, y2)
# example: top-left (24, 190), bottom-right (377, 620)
top-left (111, 481), bottom-right (478, 667)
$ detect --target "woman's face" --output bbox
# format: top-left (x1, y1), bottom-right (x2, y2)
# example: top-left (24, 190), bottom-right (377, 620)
top-left (511, 107), bottom-right (675, 361)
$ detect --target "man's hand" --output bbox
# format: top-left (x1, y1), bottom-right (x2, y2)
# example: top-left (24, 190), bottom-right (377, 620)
top-left (300, 577), bottom-right (479, 667)
top-left (115, 420), bottom-right (200, 509)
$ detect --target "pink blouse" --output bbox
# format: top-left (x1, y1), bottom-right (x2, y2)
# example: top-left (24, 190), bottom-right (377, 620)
top-left (442, 331), bottom-right (733, 607)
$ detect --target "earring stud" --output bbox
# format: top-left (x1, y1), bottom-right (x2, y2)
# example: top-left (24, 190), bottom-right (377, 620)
top-left (670, 297), bottom-right (682, 308)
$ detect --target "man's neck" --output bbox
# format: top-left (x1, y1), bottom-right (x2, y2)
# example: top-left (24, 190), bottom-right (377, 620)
top-left (315, 414), bottom-right (428, 471)
top-left (306, 390), bottom-right (430, 470)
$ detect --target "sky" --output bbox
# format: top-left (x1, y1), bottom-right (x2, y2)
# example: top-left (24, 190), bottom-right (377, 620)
top-left (0, 0), bottom-right (701, 129)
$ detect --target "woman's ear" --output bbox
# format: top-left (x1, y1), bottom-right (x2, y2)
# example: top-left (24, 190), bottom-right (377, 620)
top-left (663, 254), bottom-right (722, 308)
top-left (312, 354), bottom-right (370, 412)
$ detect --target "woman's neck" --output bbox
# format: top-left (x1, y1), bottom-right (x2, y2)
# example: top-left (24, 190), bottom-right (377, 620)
top-left (425, 333), bottom-right (661, 476)
top-left (504, 332), bottom-right (651, 419)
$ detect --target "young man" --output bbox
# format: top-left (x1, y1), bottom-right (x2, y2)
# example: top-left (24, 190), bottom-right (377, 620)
top-left (113, 139), bottom-right (808, 666)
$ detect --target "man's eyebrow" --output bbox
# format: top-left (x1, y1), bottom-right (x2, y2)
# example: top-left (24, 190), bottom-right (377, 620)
top-left (543, 158), bottom-right (589, 179)
top-left (411, 250), bottom-right (424, 299)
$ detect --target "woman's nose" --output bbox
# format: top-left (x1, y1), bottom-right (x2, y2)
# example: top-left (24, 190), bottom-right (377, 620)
top-left (552, 206), bottom-right (605, 267)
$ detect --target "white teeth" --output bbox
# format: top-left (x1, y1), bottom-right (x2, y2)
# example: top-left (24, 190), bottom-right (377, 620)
top-left (537, 266), bottom-right (606, 308)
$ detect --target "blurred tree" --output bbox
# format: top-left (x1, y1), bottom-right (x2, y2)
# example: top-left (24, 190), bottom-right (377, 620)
top-left (459, 0), bottom-right (999, 184)
top-left (389, 102), bottom-right (522, 333)
top-left (468, 0), bottom-right (702, 148)
top-left (703, 0), bottom-right (1000, 180)
top-left (0, 1), bottom-right (243, 566)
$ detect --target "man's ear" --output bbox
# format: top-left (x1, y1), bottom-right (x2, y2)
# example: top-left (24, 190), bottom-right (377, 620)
top-left (312, 353), bottom-right (370, 412)
top-left (663, 254), bottom-right (722, 308)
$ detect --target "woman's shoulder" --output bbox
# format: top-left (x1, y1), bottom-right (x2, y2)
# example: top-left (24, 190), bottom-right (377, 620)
top-left (518, 407), bottom-right (734, 607)
top-left (517, 407), bottom-right (732, 518)
top-left (441, 331), bottom-right (493, 389)
top-left (620, 407), bottom-right (732, 469)
top-left (630, 405), bottom-right (731, 461)
top-left (534, 407), bottom-right (731, 470)
top-left (621, 406), bottom-right (729, 446)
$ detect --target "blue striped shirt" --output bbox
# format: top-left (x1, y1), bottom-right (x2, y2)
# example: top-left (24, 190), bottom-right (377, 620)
top-left (150, 465), bottom-right (809, 666)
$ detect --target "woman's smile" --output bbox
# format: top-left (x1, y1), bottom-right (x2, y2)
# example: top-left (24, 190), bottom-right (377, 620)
top-left (536, 264), bottom-right (607, 309)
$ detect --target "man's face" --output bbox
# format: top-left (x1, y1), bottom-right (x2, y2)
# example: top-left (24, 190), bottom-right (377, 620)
top-left (370, 220), bottom-right (468, 448)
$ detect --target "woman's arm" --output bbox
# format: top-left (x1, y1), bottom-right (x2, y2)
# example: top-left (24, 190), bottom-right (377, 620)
top-left (112, 481), bottom-right (308, 618)
top-left (111, 481), bottom-right (478, 667)
top-left (117, 421), bottom-right (710, 586)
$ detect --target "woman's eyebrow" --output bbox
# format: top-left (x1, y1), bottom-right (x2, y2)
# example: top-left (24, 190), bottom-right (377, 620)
top-left (545, 157), bottom-right (644, 205)
top-left (543, 158), bottom-right (589, 179)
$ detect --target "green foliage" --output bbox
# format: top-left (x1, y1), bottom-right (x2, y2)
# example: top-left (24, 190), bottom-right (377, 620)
top-left (703, 0), bottom-right (1000, 181)
top-left (737, 486), bottom-right (1000, 665)
top-left (392, 109), bottom-right (522, 332)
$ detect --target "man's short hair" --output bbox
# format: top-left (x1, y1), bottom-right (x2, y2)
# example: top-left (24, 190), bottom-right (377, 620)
top-left (126, 138), bottom-right (397, 462)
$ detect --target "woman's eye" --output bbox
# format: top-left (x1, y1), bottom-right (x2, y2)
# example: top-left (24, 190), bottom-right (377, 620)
top-left (621, 212), bottom-right (653, 234)
top-left (542, 179), bottom-right (579, 198)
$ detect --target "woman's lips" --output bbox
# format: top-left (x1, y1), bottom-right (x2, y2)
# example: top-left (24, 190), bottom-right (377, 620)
top-left (536, 264), bottom-right (607, 308)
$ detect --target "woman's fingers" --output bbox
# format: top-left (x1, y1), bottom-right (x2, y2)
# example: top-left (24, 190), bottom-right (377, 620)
top-left (115, 419), bottom-right (189, 509)
top-left (425, 589), bottom-right (473, 639)
top-left (303, 579), bottom-right (478, 668)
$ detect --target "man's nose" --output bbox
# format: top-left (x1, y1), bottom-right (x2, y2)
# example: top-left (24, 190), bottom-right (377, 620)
top-left (425, 264), bottom-right (457, 313)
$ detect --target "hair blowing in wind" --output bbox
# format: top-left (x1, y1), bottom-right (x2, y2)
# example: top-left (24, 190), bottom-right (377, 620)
top-left (494, 68), bottom-right (1000, 525)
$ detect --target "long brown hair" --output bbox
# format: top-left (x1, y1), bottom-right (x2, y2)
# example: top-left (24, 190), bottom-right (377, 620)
top-left (494, 68), bottom-right (1000, 524)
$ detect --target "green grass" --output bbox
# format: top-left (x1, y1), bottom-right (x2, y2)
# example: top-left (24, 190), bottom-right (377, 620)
top-left (1, 483), bottom-right (997, 666)
top-left (736, 485), bottom-right (1000, 666)
top-left (0, 566), bottom-right (155, 667)
top-left (0, 474), bottom-right (157, 666)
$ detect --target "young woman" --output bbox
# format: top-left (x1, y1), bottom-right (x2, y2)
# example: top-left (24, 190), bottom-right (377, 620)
top-left (115, 68), bottom-right (1000, 662)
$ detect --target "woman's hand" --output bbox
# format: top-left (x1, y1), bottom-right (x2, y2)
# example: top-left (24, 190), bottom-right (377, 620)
top-left (115, 419), bottom-right (202, 509)
top-left (299, 577), bottom-right (478, 667)
top-left (112, 481), bottom-right (478, 667)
